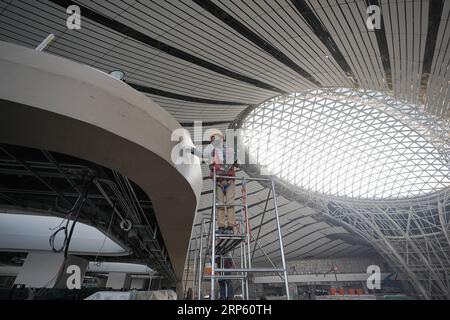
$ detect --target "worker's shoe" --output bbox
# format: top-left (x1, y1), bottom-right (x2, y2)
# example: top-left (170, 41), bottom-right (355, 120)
top-left (225, 227), bottom-right (234, 234)
top-left (217, 227), bottom-right (226, 234)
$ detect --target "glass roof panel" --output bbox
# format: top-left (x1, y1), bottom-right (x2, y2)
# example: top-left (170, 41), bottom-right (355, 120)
top-left (243, 88), bottom-right (450, 200)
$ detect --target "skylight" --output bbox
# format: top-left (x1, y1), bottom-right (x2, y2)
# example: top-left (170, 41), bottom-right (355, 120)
top-left (242, 88), bottom-right (450, 200)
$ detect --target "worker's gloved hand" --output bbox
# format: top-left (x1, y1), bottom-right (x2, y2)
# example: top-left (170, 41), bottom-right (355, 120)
top-left (212, 137), bottom-right (223, 148)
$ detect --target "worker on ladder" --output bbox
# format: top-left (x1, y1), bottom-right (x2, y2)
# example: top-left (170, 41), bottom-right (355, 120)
top-left (189, 129), bottom-right (239, 234)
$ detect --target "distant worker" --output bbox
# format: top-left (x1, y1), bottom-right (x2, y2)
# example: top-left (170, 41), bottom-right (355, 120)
top-left (189, 129), bottom-right (238, 234)
top-left (216, 256), bottom-right (234, 300)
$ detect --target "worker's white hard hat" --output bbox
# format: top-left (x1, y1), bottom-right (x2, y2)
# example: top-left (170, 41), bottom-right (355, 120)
top-left (207, 128), bottom-right (224, 141)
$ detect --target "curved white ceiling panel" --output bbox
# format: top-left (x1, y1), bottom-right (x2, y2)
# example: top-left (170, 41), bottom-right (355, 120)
top-left (0, 213), bottom-right (126, 255)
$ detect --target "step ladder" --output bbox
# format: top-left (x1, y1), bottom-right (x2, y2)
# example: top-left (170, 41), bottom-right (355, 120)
top-left (190, 169), bottom-right (290, 300)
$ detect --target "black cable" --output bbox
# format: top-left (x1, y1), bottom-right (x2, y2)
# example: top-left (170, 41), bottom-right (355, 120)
top-left (48, 186), bottom-right (84, 252)
top-left (63, 176), bottom-right (93, 258)
top-left (37, 176), bottom-right (93, 298)
top-left (64, 196), bottom-right (85, 258)
top-left (48, 174), bottom-right (92, 256)
top-left (49, 225), bottom-right (68, 253)
top-left (49, 198), bottom-right (80, 253)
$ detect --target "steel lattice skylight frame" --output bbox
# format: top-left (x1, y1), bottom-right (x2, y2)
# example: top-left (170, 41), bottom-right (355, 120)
top-left (242, 88), bottom-right (450, 200)
top-left (239, 88), bottom-right (450, 299)
top-left (319, 189), bottom-right (450, 300)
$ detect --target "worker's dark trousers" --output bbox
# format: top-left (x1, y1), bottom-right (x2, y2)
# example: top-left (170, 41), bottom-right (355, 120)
top-left (219, 279), bottom-right (234, 300)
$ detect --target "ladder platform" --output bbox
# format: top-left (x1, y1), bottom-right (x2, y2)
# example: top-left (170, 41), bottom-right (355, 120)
top-left (215, 237), bottom-right (244, 255)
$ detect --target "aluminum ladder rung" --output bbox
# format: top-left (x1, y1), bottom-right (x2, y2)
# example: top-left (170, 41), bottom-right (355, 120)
top-left (203, 275), bottom-right (246, 280)
top-left (215, 234), bottom-right (246, 239)
top-left (215, 204), bottom-right (245, 207)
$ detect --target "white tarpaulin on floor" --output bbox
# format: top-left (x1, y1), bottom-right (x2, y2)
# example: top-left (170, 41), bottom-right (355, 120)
top-left (85, 290), bottom-right (177, 300)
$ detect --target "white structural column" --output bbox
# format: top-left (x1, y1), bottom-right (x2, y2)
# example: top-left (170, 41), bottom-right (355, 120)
top-left (13, 252), bottom-right (89, 288)
top-left (129, 277), bottom-right (147, 290)
top-left (106, 272), bottom-right (131, 290)
top-left (13, 252), bottom-right (64, 288)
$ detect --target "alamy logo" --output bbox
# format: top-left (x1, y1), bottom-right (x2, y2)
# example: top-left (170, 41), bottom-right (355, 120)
top-left (66, 265), bottom-right (81, 289)
top-left (366, 265), bottom-right (381, 290)
top-left (66, 5), bottom-right (81, 30)
top-left (366, 5), bottom-right (381, 30)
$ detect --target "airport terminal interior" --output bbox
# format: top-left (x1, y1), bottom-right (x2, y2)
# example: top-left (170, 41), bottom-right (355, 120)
top-left (0, 0), bottom-right (449, 300)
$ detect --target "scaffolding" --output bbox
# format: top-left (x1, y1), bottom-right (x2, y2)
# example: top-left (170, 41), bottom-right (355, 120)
top-left (189, 170), bottom-right (290, 300)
